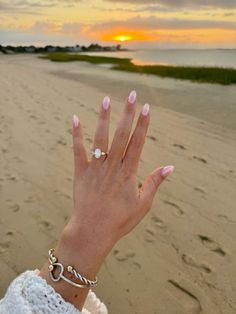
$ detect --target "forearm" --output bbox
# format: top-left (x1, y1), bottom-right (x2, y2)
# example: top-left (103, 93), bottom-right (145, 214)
top-left (39, 224), bottom-right (114, 311)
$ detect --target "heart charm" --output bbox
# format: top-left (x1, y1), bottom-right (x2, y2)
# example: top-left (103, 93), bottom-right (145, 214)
top-left (49, 262), bottom-right (64, 282)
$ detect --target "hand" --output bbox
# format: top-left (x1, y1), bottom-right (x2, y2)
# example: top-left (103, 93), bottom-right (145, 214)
top-left (39, 90), bottom-right (174, 310)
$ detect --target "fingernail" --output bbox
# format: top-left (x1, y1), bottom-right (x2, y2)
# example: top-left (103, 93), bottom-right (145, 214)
top-left (102, 96), bottom-right (110, 110)
top-left (73, 114), bottom-right (79, 128)
top-left (142, 103), bottom-right (150, 116)
top-left (161, 165), bottom-right (175, 178)
top-left (128, 90), bottom-right (136, 104)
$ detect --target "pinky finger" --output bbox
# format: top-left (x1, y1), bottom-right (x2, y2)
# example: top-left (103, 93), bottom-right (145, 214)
top-left (72, 114), bottom-right (89, 176)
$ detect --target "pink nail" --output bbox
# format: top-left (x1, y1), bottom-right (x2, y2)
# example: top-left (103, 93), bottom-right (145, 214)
top-left (102, 96), bottom-right (110, 110)
top-left (161, 165), bottom-right (175, 178)
top-left (128, 90), bottom-right (136, 104)
top-left (142, 103), bottom-right (150, 116)
top-left (73, 114), bottom-right (79, 128)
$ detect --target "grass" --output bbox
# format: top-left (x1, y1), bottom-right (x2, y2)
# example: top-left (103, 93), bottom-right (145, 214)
top-left (40, 52), bottom-right (236, 85)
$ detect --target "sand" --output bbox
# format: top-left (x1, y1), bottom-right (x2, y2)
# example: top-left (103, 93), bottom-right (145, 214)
top-left (0, 54), bottom-right (236, 314)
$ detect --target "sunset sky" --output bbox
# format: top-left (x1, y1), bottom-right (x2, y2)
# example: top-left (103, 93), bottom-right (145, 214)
top-left (1, 0), bottom-right (236, 48)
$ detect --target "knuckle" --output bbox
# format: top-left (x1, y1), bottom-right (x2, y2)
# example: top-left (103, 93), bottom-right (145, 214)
top-left (100, 110), bottom-right (108, 121)
top-left (73, 142), bottom-right (80, 156)
top-left (94, 134), bottom-right (104, 146)
top-left (131, 134), bottom-right (143, 147)
top-left (150, 175), bottom-right (158, 190)
top-left (117, 128), bottom-right (127, 139)
top-left (125, 103), bottom-right (135, 115)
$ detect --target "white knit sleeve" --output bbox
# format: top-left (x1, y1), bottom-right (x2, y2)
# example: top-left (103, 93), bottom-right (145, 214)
top-left (0, 269), bottom-right (108, 314)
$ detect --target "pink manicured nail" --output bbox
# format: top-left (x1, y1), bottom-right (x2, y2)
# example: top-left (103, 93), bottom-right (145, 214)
top-left (128, 90), bottom-right (136, 104)
top-left (102, 96), bottom-right (110, 110)
top-left (73, 114), bottom-right (79, 128)
top-left (142, 103), bottom-right (150, 116)
top-left (161, 165), bottom-right (175, 178)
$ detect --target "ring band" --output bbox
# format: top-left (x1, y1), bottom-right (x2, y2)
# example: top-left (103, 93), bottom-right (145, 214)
top-left (92, 148), bottom-right (107, 159)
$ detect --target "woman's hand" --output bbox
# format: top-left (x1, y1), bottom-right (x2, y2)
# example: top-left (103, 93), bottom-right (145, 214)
top-left (39, 90), bottom-right (174, 310)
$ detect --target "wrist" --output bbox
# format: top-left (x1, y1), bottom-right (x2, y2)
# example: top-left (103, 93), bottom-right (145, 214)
top-left (55, 221), bottom-right (115, 278)
top-left (38, 223), bottom-right (115, 311)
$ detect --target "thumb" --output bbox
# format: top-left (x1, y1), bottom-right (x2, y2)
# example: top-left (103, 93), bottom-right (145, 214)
top-left (140, 165), bottom-right (175, 208)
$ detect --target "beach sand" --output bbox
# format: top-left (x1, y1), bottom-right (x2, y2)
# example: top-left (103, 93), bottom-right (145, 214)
top-left (0, 54), bottom-right (236, 313)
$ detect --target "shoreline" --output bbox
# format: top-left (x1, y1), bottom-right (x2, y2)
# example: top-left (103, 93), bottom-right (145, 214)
top-left (41, 52), bottom-right (236, 85)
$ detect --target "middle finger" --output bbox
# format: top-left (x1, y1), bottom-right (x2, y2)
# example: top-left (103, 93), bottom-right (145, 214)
top-left (107, 90), bottom-right (137, 164)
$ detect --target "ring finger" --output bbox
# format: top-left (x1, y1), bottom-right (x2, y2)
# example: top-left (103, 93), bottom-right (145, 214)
top-left (91, 96), bottom-right (111, 164)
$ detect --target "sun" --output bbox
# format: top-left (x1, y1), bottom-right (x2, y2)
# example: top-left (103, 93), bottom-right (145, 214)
top-left (113, 35), bottom-right (133, 42)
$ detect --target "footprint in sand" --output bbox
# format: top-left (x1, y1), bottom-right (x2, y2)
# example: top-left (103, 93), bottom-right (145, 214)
top-left (57, 138), bottom-right (67, 146)
top-left (144, 228), bottom-right (156, 243)
top-left (24, 196), bottom-right (35, 203)
top-left (13, 156), bottom-right (24, 163)
top-left (151, 215), bottom-right (168, 233)
top-left (0, 230), bottom-right (14, 254)
top-left (113, 249), bottom-right (135, 262)
top-left (194, 187), bottom-right (206, 194)
top-left (87, 108), bottom-right (97, 114)
top-left (217, 214), bottom-right (236, 224)
top-left (147, 135), bottom-right (157, 142)
top-left (182, 254), bottom-right (212, 274)
top-left (112, 249), bottom-right (141, 269)
top-left (197, 235), bottom-right (226, 256)
top-left (5, 173), bottom-right (18, 182)
top-left (163, 200), bottom-right (184, 216)
top-left (173, 143), bottom-right (186, 150)
top-left (168, 279), bottom-right (202, 314)
top-left (54, 189), bottom-right (71, 200)
top-left (9, 203), bottom-right (20, 212)
top-left (39, 219), bottom-right (54, 231)
top-left (132, 261), bottom-right (142, 270)
top-left (193, 156), bottom-right (207, 164)
top-left (29, 114), bottom-right (38, 120)
top-left (85, 137), bottom-right (93, 144)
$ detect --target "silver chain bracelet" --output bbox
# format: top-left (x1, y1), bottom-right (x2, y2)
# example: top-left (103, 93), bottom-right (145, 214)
top-left (48, 248), bottom-right (98, 289)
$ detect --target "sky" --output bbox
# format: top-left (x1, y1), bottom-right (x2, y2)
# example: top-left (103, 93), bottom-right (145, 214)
top-left (1, 0), bottom-right (236, 49)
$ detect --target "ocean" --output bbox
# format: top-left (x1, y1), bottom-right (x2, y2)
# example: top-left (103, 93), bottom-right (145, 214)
top-left (83, 49), bottom-right (236, 69)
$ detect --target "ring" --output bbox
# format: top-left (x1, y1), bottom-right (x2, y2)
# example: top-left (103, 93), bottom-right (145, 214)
top-left (92, 148), bottom-right (107, 159)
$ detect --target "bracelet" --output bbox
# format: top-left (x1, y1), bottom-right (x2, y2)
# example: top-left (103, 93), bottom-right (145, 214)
top-left (48, 248), bottom-right (98, 289)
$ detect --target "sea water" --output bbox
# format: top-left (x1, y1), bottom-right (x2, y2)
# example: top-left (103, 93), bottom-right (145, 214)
top-left (83, 49), bottom-right (236, 69)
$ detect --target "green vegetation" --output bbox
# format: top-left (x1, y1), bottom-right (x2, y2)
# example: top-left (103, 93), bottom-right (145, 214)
top-left (40, 52), bottom-right (131, 65)
top-left (41, 52), bottom-right (236, 85)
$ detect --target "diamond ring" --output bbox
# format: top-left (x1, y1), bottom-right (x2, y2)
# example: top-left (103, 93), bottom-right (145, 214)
top-left (92, 148), bottom-right (107, 159)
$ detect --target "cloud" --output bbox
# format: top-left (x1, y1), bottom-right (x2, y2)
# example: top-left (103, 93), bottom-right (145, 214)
top-left (103, 0), bottom-right (236, 9)
top-left (0, 0), bottom-right (82, 14)
top-left (224, 12), bottom-right (235, 16)
top-left (2, 17), bottom-right (236, 48)
top-left (88, 16), bottom-right (236, 32)
top-left (93, 4), bottom-right (178, 13)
